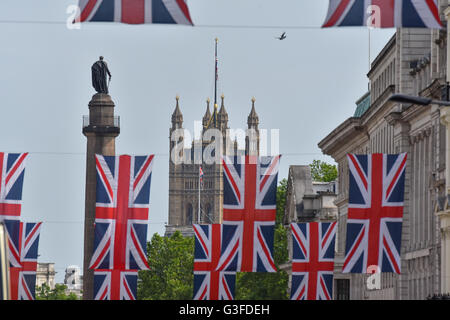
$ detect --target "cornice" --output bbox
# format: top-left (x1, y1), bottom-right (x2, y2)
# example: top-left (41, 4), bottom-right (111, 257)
top-left (318, 117), bottom-right (364, 156)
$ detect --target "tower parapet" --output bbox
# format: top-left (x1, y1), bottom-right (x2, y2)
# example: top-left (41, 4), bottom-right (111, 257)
top-left (83, 93), bottom-right (120, 135)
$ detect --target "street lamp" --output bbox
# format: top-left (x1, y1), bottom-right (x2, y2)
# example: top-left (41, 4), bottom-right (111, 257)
top-left (388, 92), bottom-right (450, 294)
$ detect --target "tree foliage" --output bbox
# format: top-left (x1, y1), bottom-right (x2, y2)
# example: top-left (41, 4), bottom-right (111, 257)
top-left (138, 231), bottom-right (194, 300)
top-left (35, 283), bottom-right (79, 300)
top-left (310, 160), bottom-right (338, 182)
top-left (276, 178), bottom-right (288, 225)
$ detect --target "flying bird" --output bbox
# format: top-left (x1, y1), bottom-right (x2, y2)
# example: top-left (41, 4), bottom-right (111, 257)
top-left (276, 32), bottom-right (286, 40)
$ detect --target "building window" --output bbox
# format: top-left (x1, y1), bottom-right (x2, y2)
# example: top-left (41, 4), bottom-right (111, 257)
top-left (202, 203), bottom-right (213, 223)
top-left (186, 203), bottom-right (193, 225)
top-left (335, 279), bottom-right (350, 300)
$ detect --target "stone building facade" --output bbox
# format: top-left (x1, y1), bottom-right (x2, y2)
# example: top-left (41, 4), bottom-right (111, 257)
top-left (165, 95), bottom-right (261, 236)
top-left (318, 7), bottom-right (448, 299)
top-left (35, 263), bottom-right (56, 290)
top-left (282, 165), bottom-right (338, 293)
top-left (284, 166), bottom-right (337, 224)
top-left (64, 265), bottom-right (83, 298)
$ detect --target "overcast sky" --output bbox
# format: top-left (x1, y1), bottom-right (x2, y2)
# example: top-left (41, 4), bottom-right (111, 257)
top-left (0, 0), bottom-right (394, 282)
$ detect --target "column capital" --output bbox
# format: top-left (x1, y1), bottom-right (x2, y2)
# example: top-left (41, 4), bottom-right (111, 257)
top-left (440, 106), bottom-right (450, 126)
top-left (437, 209), bottom-right (450, 231)
top-left (444, 6), bottom-right (450, 21)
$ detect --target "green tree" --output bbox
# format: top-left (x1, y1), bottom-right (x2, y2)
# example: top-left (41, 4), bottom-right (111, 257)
top-left (276, 178), bottom-right (288, 225)
top-left (138, 231), bottom-right (194, 300)
top-left (310, 160), bottom-right (338, 182)
top-left (235, 179), bottom-right (289, 300)
top-left (35, 283), bottom-right (79, 300)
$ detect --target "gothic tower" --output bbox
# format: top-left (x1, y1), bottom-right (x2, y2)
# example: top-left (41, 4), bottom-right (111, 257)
top-left (166, 38), bottom-right (261, 236)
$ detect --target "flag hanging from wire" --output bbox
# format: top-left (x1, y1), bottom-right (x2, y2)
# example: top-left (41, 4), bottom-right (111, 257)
top-left (76, 0), bottom-right (194, 25)
top-left (199, 166), bottom-right (204, 189)
top-left (5, 220), bottom-right (42, 300)
top-left (322, 0), bottom-right (442, 29)
top-left (0, 152), bottom-right (28, 221)
top-left (90, 154), bottom-right (154, 272)
top-left (290, 222), bottom-right (336, 300)
top-left (193, 224), bottom-right (241, 300)
top-left (93, 269), bottom-right (138, 300)
top-left (343, 153), bottom-right (407, 274)
top-left (222, 155), bottom-right (280, 272)
top-left (90, 154), bottom-right (154, 300)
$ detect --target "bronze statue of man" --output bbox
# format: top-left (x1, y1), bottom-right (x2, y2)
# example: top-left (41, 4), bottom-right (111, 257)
top-left (91, 56), bottom-right (111, 94)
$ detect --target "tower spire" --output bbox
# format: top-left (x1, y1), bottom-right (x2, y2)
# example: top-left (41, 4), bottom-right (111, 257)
top-left (171, 95), bottom-right (183, 129)
top-left (203, 98), bottom-right (211, 129)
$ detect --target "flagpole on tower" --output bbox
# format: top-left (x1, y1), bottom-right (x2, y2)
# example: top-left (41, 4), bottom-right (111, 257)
top-left (368, 28), bottom-right (371, 71)
top-left (214, 37), bottom-right (218, 106)
top-left (198, 167), bottom-right (201, 223)
top-left (368, 27), bottom-right (371, 92)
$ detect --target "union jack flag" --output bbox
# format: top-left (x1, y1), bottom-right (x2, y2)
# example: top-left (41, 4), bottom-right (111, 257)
top-left (193, 224), bottom-right (241, 300)
top-left (290, 222), bottom-right (336, 300)
top-left (343, 153), bottom-right (407, 274)
top-left (199, 166), bottom-right (204, 188)
top-left (0, 152), bottom-right (28, 221)
top-left (94, 269), bottom-right (138, 300)
top-left (222, 155), bottom-right (280, 272)
top-left (4, 220), bottom-right (42, 300)
top-left (89, 154), bottom-right (154, 271)
top-left (76, 0), bottom-right (193, 25)
top-left (322, 0), bottom-right (442, 29)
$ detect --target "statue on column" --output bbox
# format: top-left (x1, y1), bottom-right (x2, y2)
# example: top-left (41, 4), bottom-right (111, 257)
top-left (91, 56), bottom-right (111, 94)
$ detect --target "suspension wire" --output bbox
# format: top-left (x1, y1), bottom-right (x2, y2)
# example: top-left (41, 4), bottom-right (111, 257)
top-left (2, 151), bottom-right (325, 156)
top-left (0, 19), bottom-right (324, 30)
top-left (39, 220), bottom-right (167, 225)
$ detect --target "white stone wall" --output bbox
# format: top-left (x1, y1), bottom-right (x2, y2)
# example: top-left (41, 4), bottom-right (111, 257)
top-left (35, 263), bottom-right (56, 290)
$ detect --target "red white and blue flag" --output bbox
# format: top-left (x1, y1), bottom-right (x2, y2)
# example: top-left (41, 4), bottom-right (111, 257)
top-left (90, 154), bottom-right (154, 300)
top-left (199, 166), bottom-right (204, 188)
top-left (290, 222), bottom-right (336, 300)
top-left (322, 0), bottom-right (442, 29)
top-left (90, 154), bottom-right (154, 271)
top-left (93, 269), bottom-right (138, 300)
top-left (222, 155), bottom-right (280, 272)
top-left (0, 152), bottom-right (28, 221)
top-left (76, 0), bottom-right (194, 25)
top-left (4, 220), bottom-right (42, 300)
top-left (343, 153), bottom-right (407, 274)
top-left (193, 224), bottom-right (241, 300)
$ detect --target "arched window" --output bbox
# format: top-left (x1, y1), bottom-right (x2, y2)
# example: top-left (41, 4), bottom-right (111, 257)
top-left (186, 203), bottom-right (193, 225)
top-left (202, 203), bottom-right (213, 223)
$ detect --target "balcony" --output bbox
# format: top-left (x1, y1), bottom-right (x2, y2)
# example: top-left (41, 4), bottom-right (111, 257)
top-left (82, 115), bottom-right (120, 135)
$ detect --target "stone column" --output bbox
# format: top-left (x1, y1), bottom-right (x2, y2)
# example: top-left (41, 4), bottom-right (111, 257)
top-left (436, 6), bottom-right (450, 294)
top-left (438, 106), bottom-right (450, 294)
top-left (385, 111), bottom-right (411, 299)
top-left (82, 93), bottom-right (120, 300)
